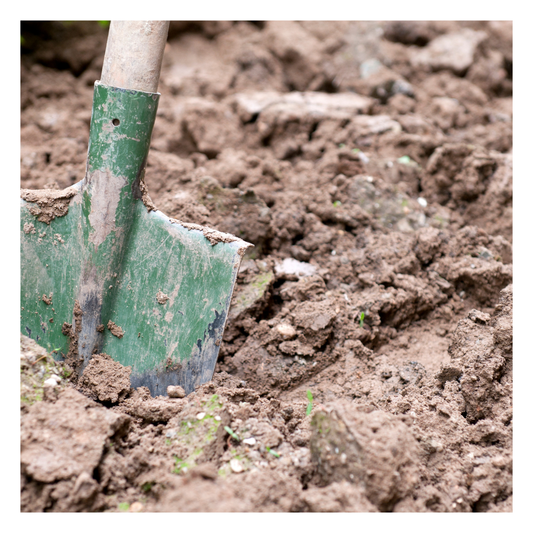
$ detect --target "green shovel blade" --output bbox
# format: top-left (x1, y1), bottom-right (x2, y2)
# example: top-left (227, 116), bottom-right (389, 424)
top-left (20, 82), bottom-right (250, 396)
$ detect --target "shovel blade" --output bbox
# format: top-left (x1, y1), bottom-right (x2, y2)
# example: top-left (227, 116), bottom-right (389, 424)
top-left (21, 190), bottom-right (250, 396)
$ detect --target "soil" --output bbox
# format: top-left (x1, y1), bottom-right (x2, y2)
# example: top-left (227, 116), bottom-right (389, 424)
top-left (20, 21), bottom-right (513, 513)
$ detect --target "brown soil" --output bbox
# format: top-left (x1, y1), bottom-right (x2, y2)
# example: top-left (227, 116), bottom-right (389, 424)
top-left (20, 21), bottom-right (513, 513)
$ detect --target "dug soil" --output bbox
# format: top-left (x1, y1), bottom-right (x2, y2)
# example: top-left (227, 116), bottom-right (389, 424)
top-left (20, 21), bottom-right (513, 512)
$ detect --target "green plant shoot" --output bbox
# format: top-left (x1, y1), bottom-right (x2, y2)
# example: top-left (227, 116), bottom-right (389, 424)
top-left (306, 389), bottom-right (313, 416)
top-left (359, 312), bottom-right (365, 328)
top-left (224, 426), bottom-right (240, 441)
top-left (266, 446), bottom-right (280, 458)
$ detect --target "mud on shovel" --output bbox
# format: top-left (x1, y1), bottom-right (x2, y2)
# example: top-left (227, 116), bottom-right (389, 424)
top-left (20, 21), bottom-right (251, 396)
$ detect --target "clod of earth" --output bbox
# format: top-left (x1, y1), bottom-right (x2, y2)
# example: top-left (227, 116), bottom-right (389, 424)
top-left (107, 321), bottom-right (124, 338)
top-left (21, 187), bottom-right (76, 224)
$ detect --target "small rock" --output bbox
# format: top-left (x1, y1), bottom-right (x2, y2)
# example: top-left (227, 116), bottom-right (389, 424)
top-left (44, 377), bottom-right (58, 387)
top-left (243, 437), bottom-right (257, 445)
top-left (276, 323), bottom-right (297, 339)
top-left (358, 151), bottom-right (370, 164)
top-left (426, 438), bottom-right (444, 453)
top-left (391, 78), bottom-right (415, 97)
top-left (230, 459), bottom-right (244, 473)
top-left (196, 412), bottom-right (206, 420)
top-left (478, 247), bottom-right (494, 260)
top-left (360, 58), bottom-right (383, 79)
top-left (167, 385), bottom-right (186, 398)
top-left (275, 258), bottom-right (316, 278)
top-left (129, 501), bottom-right (144, 513)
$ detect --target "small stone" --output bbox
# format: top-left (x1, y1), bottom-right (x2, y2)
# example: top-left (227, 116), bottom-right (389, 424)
top-left (44, 377), bottom-right (58, 387)
top-left (243, 437), bottom-right (257, 445)
top-left (359, 58), bottom-right (383, 79)
top-left (427, 439), bottom-right (443, 453)
top-left (358, 151), bottom-right (370, 164)
top-left (230, 459), bottom-right (244, 473)
top-left (275, 258), bottom-right (316, 278)
top-left (478, 247), bottom-right (494, 260)
top-left (129, 502), bottom-right (144, 513)
top-left (167, 385), bottom-right (186, 398)
top-left (417, 197), bottom-right (427, 207)
top-left (276, 323), bottom-right (296, 339)
top-left (196, 412), bottom-right (206, 420)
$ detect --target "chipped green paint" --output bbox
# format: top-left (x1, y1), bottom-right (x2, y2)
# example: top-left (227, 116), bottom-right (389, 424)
top-left (21, 82), bottom-right (251, 396)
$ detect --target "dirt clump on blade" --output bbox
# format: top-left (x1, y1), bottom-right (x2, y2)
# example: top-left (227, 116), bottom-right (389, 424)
top-left (77, 353), bottom-right (132, 404)
top-left (21, 187), bottom-right (77, 223)
top-left (20, 20), bottom-right (512, 513)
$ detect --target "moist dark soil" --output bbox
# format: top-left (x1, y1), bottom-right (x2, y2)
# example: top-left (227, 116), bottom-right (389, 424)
top-left (20, 21), bottom-right (513, 513)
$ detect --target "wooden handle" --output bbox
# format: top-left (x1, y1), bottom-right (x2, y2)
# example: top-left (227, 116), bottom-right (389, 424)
top-left (100, 21), bottom-right (169, 93)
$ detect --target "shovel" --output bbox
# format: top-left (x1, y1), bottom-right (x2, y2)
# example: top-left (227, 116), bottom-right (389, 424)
top-left (20, 21), bottom-right (251, 396)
